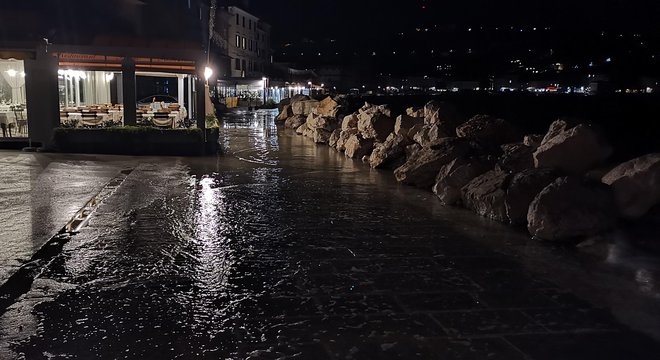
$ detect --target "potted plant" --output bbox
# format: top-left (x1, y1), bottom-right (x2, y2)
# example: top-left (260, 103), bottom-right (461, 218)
top-left (204, 113), bottom-right (220, 155)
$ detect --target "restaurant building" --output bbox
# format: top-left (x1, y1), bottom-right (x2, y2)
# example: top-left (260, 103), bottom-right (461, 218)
top-left (0, 0), bottom-right (213, 148)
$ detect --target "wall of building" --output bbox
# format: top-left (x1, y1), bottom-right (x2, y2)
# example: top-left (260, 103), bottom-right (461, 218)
top-left (223, 6), bottom-right (270, 79)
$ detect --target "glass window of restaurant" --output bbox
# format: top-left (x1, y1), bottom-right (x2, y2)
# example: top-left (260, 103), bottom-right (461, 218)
top-left (57, 61), bottom-right (197, 129)
top-left (0, 59), bottom-right (28, 138)
top-left (58, 70), bottom-right (124, 127)
top-left (135, 71), bottom-right (196, 128)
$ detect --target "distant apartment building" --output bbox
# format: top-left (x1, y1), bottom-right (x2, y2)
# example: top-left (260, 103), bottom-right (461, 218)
top-left (213, 5), bottom-right (272, 102)
top-left (226, 6), bottom-right (268, 78)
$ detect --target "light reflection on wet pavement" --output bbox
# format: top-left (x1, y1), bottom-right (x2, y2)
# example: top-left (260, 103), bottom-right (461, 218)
top-left (1, 109), bottom-right (660, 359)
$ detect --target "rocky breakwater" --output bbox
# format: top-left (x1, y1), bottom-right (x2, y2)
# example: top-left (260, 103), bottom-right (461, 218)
top-left (277, 97), bottom-right (660, 245)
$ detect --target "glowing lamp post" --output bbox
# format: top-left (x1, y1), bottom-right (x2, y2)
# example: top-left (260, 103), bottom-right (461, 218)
top-left (203, 66), bottom-right (214, 119)
top-left (204, 66), bottom-right (213, 84)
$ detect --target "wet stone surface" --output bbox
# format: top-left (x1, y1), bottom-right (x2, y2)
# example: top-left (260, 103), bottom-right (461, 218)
top-left (0, 152), bottom-right (128, 284)
top-left (0, 110), bottom-right (659, 359)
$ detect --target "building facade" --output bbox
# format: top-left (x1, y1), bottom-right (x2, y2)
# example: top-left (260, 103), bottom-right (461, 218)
top-left (224, 6), bottom-right (270, 78)
top-left (212, 5), bottom-right (273, 104)
top-left (0, 0), bottom-right (212, 147)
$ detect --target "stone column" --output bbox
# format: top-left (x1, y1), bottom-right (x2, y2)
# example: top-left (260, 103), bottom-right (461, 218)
top-left (195, 65), bottom-right (206, 130)
top-left (121, 58), bottom-right (137, 126)
top-left (177, 74), bottom-right (185, 107)
top-left (23, 45), bottom-right (59, 147)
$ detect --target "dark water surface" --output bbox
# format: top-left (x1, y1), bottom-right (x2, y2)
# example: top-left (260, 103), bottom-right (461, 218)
top-left (1, 109), bottom-right (659, 359)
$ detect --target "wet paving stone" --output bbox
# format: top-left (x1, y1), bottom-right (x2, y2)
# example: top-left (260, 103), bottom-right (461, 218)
top-left (433, 309), bottom-right (546, 337)
top-left (372, 271), bottom-right (480, 293)
top-left (397, 291), bottom-right (485, 312)
top-left (446, 256), bottom-right (525, 271)
top-left (521, 307), bottom-right (623, 332)
top-left (232, 295), bottom-right (320, 318)
top-left (308, 273), bottom-right (377, 295)
top-left (239, 342), bottom-right (332, 360)
top-left (315, 294), bottom-right (404, 315)
top-left (333, 257), bottom-right (446, 274)
top-left (506, 332), bottom-right (660, 360)
top-left (465, 268), bottom-right (558, 292)
top-left (539, 288), bottom-right (597, 309)
top-left (476, 288), bottom-right (561, 309)
top-left (2, 111), bottom-right (660, 359)
top-left (326, 336), bottom-right (529, 360)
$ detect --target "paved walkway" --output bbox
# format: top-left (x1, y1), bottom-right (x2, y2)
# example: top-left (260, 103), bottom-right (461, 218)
top-left (0, 151), bottom-right (130, 284)
top-left (1, 110), bottom-right (659, 359)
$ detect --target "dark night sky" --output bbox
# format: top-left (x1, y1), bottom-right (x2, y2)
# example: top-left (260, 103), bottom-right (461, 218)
top-left (250, 0), bottom-right (660, 45)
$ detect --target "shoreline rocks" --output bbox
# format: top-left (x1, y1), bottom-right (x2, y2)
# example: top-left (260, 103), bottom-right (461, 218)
top-left (394, 137), bottom-right (471, 189)
top-left (277, 97), bottom-right (659, 246)
top-left (505, 168), bottom-right (559, 225)
top-left (395, 114), bottom-right (424, 137)
top-left (456, 115), bottom-right (522, 147)
top-left (357, 103), bottom-right (395, 142)
top-left (461, 169), bottom-right (512, 222)
top-left (433, 157), bottom-right (492, 206)
top-left (369, 133), bottom-right (412, 169)
top-left (533, 119), bottom-right (613, 174)
top-left (344, 134), bottom-right (374, 159)
top-left (527, 177), bottom-right (618, 241)
top-left (602, 153), bottom-right (660, 219)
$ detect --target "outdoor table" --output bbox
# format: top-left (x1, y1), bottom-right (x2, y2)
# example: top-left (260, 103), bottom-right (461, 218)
top-left (0, 113), bottom-right (14, 137)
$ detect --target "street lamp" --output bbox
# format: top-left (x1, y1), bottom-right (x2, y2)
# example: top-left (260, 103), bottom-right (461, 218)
top-left (308, 81), bottom-right (312, 96)
top-left (204, 66), bottom-right (213, 84)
